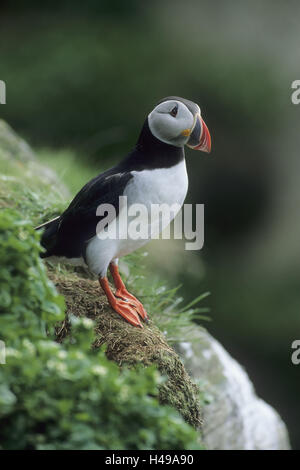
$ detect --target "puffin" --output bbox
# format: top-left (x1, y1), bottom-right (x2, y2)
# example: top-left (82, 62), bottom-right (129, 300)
top-left (36, 97), bottom-right (211, 328)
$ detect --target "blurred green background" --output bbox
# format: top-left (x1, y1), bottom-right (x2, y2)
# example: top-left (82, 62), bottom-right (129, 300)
top-left (1, 0), bottom-right (299, 448)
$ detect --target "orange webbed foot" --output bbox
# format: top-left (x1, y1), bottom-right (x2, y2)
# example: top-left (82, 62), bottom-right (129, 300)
top-left (109, 262), bottom-right (149, 323)
top-left (115, 287), bottom-right (148, 323)
top-left (99, 277), bottom-right (143, 328)
top-left (109, 297), bottom-right (143, 328)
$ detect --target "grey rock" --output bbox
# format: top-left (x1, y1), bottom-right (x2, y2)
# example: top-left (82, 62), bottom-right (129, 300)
top-left (177, 329), bottom-right (290, 450)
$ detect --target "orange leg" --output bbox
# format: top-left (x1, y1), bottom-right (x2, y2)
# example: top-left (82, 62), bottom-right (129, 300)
top-left (99, 277), bottom-right (143, 328)
top-left (109, 263), bottom-right (149, 323)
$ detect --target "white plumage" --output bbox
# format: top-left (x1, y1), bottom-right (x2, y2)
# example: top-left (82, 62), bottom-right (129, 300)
top-left (86, 159), bottom-right (188, 276)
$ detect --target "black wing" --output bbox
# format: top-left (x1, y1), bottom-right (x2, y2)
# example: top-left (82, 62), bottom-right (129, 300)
top-left (40, 168), bottom-right (133, 258)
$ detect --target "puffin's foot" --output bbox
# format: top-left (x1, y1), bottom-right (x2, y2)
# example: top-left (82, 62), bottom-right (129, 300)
top-left (110, 297), bottom-right (143, 328)
top-left (99, 277), bottom-right (143, 328)
top-left (115, 287), bottom-right (148, 323)
top-left (109, 263), bottom-right (149, 323)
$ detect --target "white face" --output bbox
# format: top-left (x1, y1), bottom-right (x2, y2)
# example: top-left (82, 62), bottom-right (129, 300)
top-left (148, 100), bottom-right (201, 147)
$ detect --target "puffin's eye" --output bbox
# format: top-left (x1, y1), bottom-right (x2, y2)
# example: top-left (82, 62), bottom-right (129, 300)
top-left (170, 105), bottom-right (178, 117)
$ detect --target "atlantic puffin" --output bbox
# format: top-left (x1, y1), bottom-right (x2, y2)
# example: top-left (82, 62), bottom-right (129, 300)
top-left (36, 97), bottom-right (211, 328)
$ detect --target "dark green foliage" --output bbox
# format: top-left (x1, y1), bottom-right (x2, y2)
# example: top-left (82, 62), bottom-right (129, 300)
top-left (0, 210), bottom-right (201, 450)
top-left (0, 209), bottom-right (65, 341)
top-left (0, 5), bottom-right (279, 157)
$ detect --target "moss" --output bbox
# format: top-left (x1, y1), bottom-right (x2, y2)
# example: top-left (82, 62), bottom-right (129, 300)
top-left (48, 265), bottom-right (202, 429)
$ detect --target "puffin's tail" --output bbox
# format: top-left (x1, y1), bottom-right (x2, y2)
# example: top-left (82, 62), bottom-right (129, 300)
top-left (35, 216), bottom-right (60, 258)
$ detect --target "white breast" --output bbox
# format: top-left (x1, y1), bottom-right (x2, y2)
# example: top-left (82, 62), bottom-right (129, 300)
top-left (116, 158), bottom-right (188, 253)
top-left (86, 159), bottom-right (188, 276)
top-left (125, 158), bottom-right (188, 208)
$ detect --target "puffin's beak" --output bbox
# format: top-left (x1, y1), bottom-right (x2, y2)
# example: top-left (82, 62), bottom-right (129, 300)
top-left (187, 114), bottom-right (211, 153)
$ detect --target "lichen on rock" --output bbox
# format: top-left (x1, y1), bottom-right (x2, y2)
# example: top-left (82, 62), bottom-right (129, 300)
top-left (177, 330), bottom-right (291, 450)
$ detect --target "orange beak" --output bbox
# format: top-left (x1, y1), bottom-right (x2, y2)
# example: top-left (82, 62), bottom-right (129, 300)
top-left (187, 115), bottom-right (211, 154)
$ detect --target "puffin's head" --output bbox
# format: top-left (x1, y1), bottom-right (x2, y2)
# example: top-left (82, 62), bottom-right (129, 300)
top-left (148, 96), bottom-right (211, 153)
